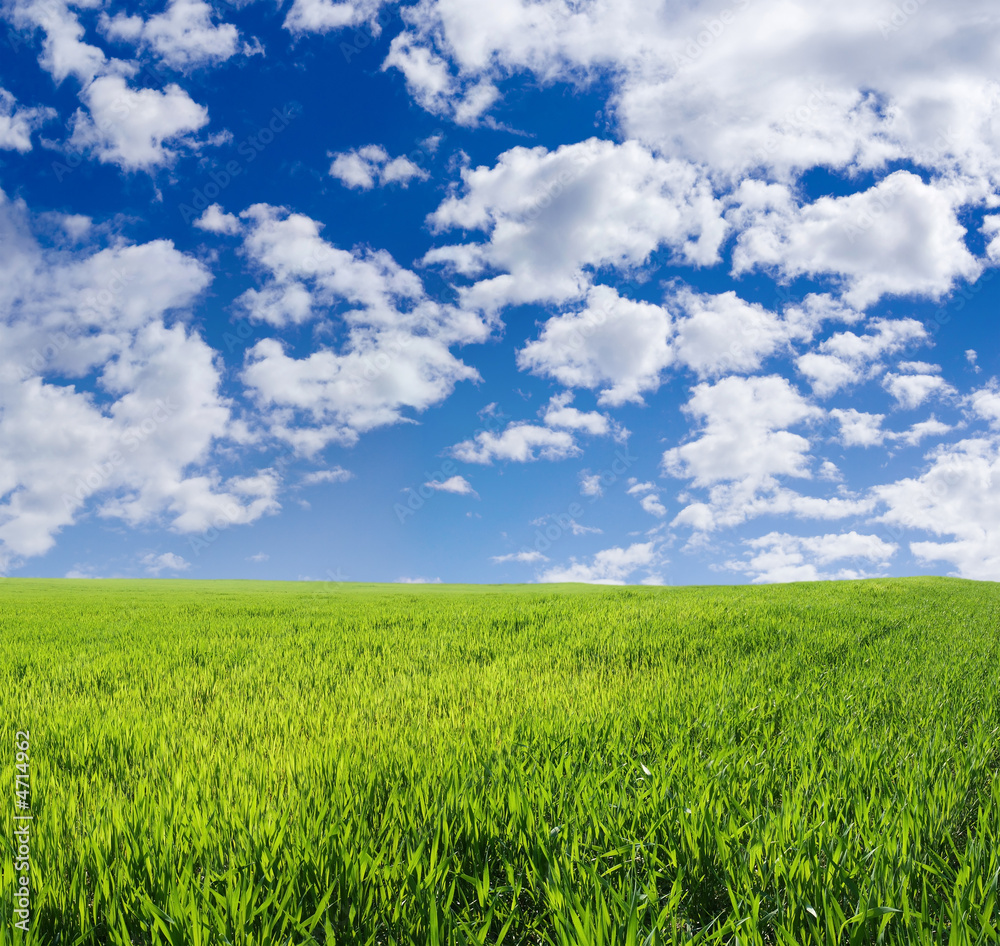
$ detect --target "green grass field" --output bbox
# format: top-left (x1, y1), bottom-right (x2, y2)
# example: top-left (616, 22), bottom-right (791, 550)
top-left (1, 577), bottom-right (999, 945)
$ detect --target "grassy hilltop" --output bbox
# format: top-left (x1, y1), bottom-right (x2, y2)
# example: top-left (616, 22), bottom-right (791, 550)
top-left (1, 577), bottom-right (999, 944)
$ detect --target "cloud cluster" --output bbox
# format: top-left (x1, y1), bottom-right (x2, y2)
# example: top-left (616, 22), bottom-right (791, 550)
top-left (538, 541), bottom-right (661, 585)
top-left (7, 0), bottom-right (217, 170)
top-left (425, 138), bottom-right (725, 311)
top-left (450, 393), bottom-right (619, 464)
top-left (101, 0), bottom-right (248, 70)
top-left (236, 204), bottom-right (490, 454)
top-left (0, 190), bottom-right (276, 571)
top-left (725, 531), bottom-right (898, 584)
top-left (329, 145), bottom-right (428, 189)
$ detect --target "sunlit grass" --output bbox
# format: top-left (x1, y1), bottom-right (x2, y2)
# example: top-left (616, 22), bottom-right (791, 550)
top-left (1, 577), bottom-right (998, 944)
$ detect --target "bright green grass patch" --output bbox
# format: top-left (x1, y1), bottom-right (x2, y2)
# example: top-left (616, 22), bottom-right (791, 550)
top-left (1, 577), bottom-right (999, 945)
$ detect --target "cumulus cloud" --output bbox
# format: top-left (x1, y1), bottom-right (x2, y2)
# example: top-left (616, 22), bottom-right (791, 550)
top-left (626, 480), bottom-right (667, 518)
top-left (875, 437), bottom-right (1000, 580)
top-left (100, 0), bottom-right (247, 70)
top-left (425, 138), bottom-right (725, 311)
top-left (732, 173), bottom-right (981, 307)
top-left (329, 144), bottom-right (428, 189)
top-left (450, 393), bottom-right (616, 464)
top-left (518, 287), bottom-right (673, 406)
top-left (451, 423), bottom-right (577, 464)
top-left (387, 0), bottom-right (1000, 190)
top-left (8, 0), bottom-right (216, 171)
top-left (9, 0), bottom-right (109, 84)
top-left (660, 375), bottom-right (882, 533)
top-left (194, 203), bottom-right (242, 235)
top-left (141, 551), bottom-right (191, 575)
top-left (831, 408), bottom-right (952, 447)
top-left (424, 474), bottom-right (477, 496)
top-left (967, 382), bottom-right (1000, 428)
top-left (537, 541), bottom-right (660, 584)
top-left (284, 0), bottom-right (388, 35)
top-left (518, 285), bottom-right (854, 408)
top-left (725, 531), bottom-right (898, 583)
top-left (663, 375), bottom-right (821, 488)
top-left (796, 317), bottom-right (927, 397)
top-left (882, 371), bottom-right (955, 410)
top-left (69, 75), bottom-right (210, 170)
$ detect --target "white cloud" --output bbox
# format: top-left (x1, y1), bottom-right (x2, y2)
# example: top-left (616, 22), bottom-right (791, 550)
top-left (538, 541), bottom-right (660, 584)
top-left (396, 575), bottom-right (442, 583)
top-left (518, 285), bottom-right (851, 408)
top-left (639, 494), bottom-right (667, 518)
top-left (831, 407), bottom-right (952, 447)
top-left (831, 408), bottom-right (887, 447)
top-left (449, 392), bottom-right (617, 464)
top-left (671, 289), bottom-right (803, 378)
top-left (424, 474), bottom-right (477, 496)
top-left (725, 531), bottom-right (898, 583)
top-left (875, 437), bottom-right (1000, 580)
top-left (967, 382), bottom-right (1000, 428)
top-left (194, 203), bottom-right (241, 235)
top-left (101, 0), bottom-right (243, 70)
top-left (626, 480), bottom-right (666, 517)
top-left (247, 551), bottom-right (269, 562)
top-left (732, 173), bottom-right (981, 308)
top-left (663, 375), bottom-right (821, 488)
top-left (882, 372), bottom-right (956, 409)
top-left (0, 88), bottom-right (54, 152)
top-left (518, 286), bottom-right (673, 406)
top-left (425, 138), bottom-right (725, 311)
top-left (383, 33), bottom-right (498, 126)
top-left (796, 317), bottom-right (927, 397)
top-left (329, 144), bottom-right (428, 189)
top-left (579, 471), bottom-right (603, 497)
top-left (659, 376), bottom-right (891, 534)
top-left (141, 551), bottom-right (191, 575)
top-left (69, 75), bottom-right (210, 171)
top-left (388, 0), bottom-right (1000, 194)
top-left (10, 0), bottom-right (109, 84)
top-left (492, 550), bottom-right (548, 563)
top-left (982, 216), bottom-right (1000, 262)
top-left (302, 467), bottom-right (353, 485)
top-left (895, 418), bottom-right (952, 447)
top-left (451, 423), bottom-right (577, 464)
top-left (541, 392), bottom-right (613, 437)
top-left (284, 0), bottom-right (387, 35)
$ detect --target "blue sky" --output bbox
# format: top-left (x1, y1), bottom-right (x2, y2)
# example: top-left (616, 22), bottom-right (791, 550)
top-left (1, 0), bottom-right (999, 584)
